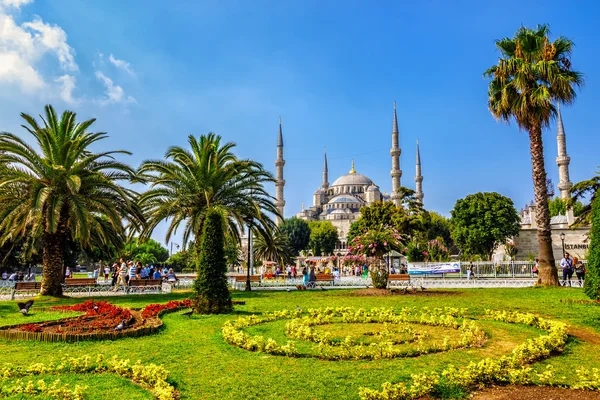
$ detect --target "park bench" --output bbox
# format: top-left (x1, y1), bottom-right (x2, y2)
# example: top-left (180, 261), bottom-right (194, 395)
top-left (229, 275), bottom-right (261, 289)
top-left (306, 274), bottom-right (334, 288)
top-left (10, 281), bottom-right (41, 300)
top-left (128, 279), bottom-right (163, 294)
top-left (62, 278), bottom-right (99, 295)
top-left (388, 273), bottom-right (411, 287)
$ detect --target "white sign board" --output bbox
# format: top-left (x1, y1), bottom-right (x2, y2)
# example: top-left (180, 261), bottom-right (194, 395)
top-left (407, 262), bottom-right (461, 275)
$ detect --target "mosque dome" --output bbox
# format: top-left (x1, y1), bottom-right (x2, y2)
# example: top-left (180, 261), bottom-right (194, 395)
top-left (328, 195), bottom-right (362, 204)
top-left (330, 160), bottom-right (373, 187)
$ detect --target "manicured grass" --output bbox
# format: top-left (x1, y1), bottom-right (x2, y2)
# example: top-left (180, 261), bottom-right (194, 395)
top-left (0, 287), bottom-right (599, 399)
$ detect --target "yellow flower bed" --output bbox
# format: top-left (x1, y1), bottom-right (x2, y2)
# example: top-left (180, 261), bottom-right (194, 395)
top-left (0, 355), bottom-right (177, 400)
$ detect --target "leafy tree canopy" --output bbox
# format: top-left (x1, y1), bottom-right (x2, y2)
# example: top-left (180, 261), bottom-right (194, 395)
top-left (124, 238), bottom-right (169, 262)
top-left (548, 196), bottom-right (584, 218)
top-left (308, 221), bottom-right (339, 256)
top-left (278, 217), bottom-right (311, 255)
top-left (584, 195), bottom-right (600, 299)
top-left (450, 192), bottom-right (521, 260)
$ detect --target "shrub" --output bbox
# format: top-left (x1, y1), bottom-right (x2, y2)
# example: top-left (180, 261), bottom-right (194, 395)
top-left (584, 196), bottom-right (600, 299)
top-left (193, 209), bottom-right (232, 314)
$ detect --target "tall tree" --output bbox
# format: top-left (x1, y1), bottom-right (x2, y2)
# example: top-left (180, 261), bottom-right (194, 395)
top-left (484, 24), bottom-right (583, 285)
top-left (138, 133), bottom-right (277, 248)
top-left (278, 217), bottom-right (311, 255)
top-left (0, 105), bottom-right (142, 295)
top-left (123, 238), bottom-right (169, 262)
top-left (193, 209), bottom-right (232, 314)
top-left (548, 196), bottom-right (584, 218)
top-left (450, 192), bottom-right (521, 260)
top-left (348, 201), bottom-right (400, 243)
top-left (307, 221), bottom-right (339, 256)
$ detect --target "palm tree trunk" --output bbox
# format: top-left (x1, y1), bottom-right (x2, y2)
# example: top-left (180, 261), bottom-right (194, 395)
top-left (529, 125), bottom-right (559, 286)
top-left (40, 231), bottom-right (66, 296)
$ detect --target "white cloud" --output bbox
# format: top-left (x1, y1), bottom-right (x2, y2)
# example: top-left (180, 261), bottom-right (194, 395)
top-left (0, 4), bottom-right (77, 98)
top-left (95, 71), bottom-right (135, 104)
top-left (55, 74), bottom-right (77, 104)
top-left (0, 0), bottom-right (33, 10)
top-left (109, 54), bottom-right (134, 76)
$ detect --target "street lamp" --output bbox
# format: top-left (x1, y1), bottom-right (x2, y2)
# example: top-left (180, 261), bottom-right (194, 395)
top-left (243, 217), bottom-right (253, 291)
top-left (170, 242), bottom-right (180, 256)
top-left (559, 232), bottom-right (566, 256)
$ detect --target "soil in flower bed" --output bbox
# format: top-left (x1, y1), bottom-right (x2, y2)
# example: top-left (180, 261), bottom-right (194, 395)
top-left (352, 288), bottom-right (459, 297)
top-left (463, 385), bottom-right (600, 400)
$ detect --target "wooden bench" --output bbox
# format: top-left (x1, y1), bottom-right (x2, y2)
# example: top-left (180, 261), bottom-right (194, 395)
top-left (306, 274), bottom-right (334, 288)
top-left (11, 281), bottom-right (41, 299)
top-left (230, 275), bottom-right (261, 283)
top-left (388, 274), bottom-right (411, 287)
top-left (128, 279), bottom-right (163, 293)
top-left (65, 278), bottom-right (97, 287)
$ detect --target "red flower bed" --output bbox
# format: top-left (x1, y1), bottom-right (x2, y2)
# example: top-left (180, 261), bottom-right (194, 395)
top-left (141, 299), bottom-right (192, 319)
top-left (21, 324), bottom-right (42, 332)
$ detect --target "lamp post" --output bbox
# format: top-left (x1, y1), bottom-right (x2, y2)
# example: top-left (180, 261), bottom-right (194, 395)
top-left (559, 232), bottom-right (566, 257)
top-left (170, 242), bottom-right (180, 256)
top-left (243, 217), bottom-right (253, 291)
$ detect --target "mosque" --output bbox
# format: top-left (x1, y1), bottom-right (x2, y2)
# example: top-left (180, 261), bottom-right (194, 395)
top-left (273, 103), bottom-right (424, 248)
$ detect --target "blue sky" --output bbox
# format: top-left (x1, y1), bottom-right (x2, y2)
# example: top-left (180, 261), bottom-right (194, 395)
top-left (0, 0), bottom-right (598, 248)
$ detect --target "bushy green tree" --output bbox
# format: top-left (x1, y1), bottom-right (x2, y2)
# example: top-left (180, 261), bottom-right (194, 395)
top-left (124, 238), bottom-right (169, 262)
top-left (253, 232), bottom-right (293, 265)
top-left (279, 217), bottom-right (310, 255)
top-left (450, 192), bottom-right (521, 260)
top-left (584, 196), bottom-right (600, 299)
top-left (193, 209), bottom-right (232, 314)
top-left (427, 212), bottom-right (453, 248)
top-left (308, 221), bottom-right (339, 256)
top-left (348, 202), bottom-right (400, 243)
top-left (571, 170), bottom-right (600, 226)
top-left (548, 196), bottom-right (584, 218)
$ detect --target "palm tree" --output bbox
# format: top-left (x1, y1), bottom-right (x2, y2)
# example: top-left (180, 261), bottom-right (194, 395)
top-left (0, 105), bottom-right (143, 295)
top-left (138, 133), bottom-right (278, 252)
top-left (570, 169), bottom-right (599, 226)
top-left (253, 231), bottom-right (294, 266)
top-left (484, 24), bottom-right (583, 286)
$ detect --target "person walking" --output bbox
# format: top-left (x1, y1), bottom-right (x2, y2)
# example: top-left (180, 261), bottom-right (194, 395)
top-left (468, 263), bottom-right (476, 280)
top-left (308, 266), bottom-right (317, 288)
top-left (560, 252), bottom-right (574, 287)
top-left (114, 259), bottom-right (128, 290)
top-left (302, 267), bottom-right (309, 288)
top-left (574, 257), bottom-right (586, 287)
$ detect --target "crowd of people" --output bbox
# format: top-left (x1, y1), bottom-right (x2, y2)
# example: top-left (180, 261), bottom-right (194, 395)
top-left (0, 270), bottom-right (36, 282)
top-left (104, 258), bottom-right (178, 290)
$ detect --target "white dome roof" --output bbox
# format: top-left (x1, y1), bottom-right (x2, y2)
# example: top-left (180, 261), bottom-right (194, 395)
top-left (331, 173), bottom-right (373, 187)
top-left (328, 195), bottom-right (361, 204)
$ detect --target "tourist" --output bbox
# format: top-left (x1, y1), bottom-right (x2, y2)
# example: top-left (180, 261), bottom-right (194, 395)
top-left (532, 258), bottom-right (539, 275)
top-left (114, 260), bottom-right (128, 290)
top-left (292, 265), bottom-right (297, 278)
top-left (333, 267), bottom-right (340, 280)
top-left (104, 265), bottom-right (111, 281)
top-left (166, 268), bottom-right (177, 282)
top-left (111, 262), bottom-right (119, 286)
top-left (1, 271), bottom-right (7, 280)
top-left (302, 267), bottom-right (309, 287)
top-left (17, 271), bottom-right (24, 281)
top-left (8, 272), bottom-right (17, 281)
top-left (153, 268), bottom-right (162, 280)
top-left (28, 272), bottom-right (35, 281)
top-left (140, 263), bottom-right (148, 279)
top-left (65, 267), bottom-right (72, 279)
top-left (308, 266), bottom-right (317, 288)
top-left (468, 263), bottom-right (476, 280)
top-left (560, 252), bottom-right (574, 287)
top-left (128, 261), bottom-right (137, 282)
top-left (286, 265), bottom-right (292, 279)
top-left (93, 267), bottom-right (99, 280)
top-left (574, 257), bottom-right (585, 287)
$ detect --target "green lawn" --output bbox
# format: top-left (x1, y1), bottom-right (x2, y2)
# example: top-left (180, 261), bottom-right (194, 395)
top-left (1, 287), bottom-right (599, 399)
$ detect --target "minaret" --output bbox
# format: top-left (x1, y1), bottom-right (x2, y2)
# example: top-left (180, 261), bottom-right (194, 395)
top-left (415, 140), bottom-right (424, 204)
top-left (322, 148), bottom-right (329, 190)
top-left (275, 117), bottom-right (285, 225)
top-left (556, 104), bottom-right (572, 199)
top-left (390, 101), bottom-right (402, 206)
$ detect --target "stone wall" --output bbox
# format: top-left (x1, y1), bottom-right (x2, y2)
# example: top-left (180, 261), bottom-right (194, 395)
top-left (495, 227), bottom-right (590, 261)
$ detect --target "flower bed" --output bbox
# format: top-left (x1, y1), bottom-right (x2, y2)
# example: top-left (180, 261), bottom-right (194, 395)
top-left (0, 354), bottom-right (177, 399)
top-left (222, 306), bottom-right (486, 360)
top-left (0, 299), bottom-right (192, 342)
